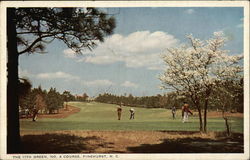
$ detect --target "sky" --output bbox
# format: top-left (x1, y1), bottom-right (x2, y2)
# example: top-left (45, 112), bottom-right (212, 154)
top-left (19, 7), bottom-right (244, 97)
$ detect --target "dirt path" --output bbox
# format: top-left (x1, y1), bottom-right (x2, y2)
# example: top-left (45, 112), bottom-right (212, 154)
top-left (20, 130), bottom-right (243, 153)
top-left (206, 111), bottom-right (243, 118)
top-left (191, 111), bottom-right (243, 118)
top-left (38, 105), bottom-right (80, 119)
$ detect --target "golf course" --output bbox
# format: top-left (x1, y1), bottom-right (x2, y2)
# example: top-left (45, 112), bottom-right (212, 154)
top-left (20, 102), bottom-right (243, 132)
top-left (20, 102), bottom-right (244, 153)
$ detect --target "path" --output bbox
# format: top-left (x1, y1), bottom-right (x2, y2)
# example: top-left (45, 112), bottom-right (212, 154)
top-left (38, 105), bottom-right (80, 119)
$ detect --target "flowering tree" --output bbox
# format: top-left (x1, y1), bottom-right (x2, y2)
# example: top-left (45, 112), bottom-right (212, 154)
top-left (212, 79), bottom-right (243, 135)
top-left (159, 32), bottom-right (243, 132)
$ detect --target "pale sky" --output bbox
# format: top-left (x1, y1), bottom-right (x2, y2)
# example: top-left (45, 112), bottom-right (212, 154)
top-left (19, 7), bottom-right (244, 97)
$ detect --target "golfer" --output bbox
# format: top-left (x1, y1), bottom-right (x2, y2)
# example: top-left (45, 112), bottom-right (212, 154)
top-left (182, 102), bottom-right (193, 123)
top-left (117, 104), bottom-right (122, 120)
top-left (171, 106), bottom-right (176, 119)
top-left (129, 108), bottom-right (135, 120)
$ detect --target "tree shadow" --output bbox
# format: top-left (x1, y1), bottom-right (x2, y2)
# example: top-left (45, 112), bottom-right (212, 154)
top-left (127, 133), bottom-right (243, 153)
top-left (20, 132), bottom-right (243, 153)
top-left (21, 133), bottom-right (111, 153)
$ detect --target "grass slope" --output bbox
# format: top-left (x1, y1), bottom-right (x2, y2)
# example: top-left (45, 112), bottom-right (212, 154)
top-left (20, 102), bottom-right (243, 133)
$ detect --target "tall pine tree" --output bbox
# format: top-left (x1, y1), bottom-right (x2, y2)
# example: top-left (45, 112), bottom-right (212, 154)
top-left (7, 7), bottom-right (115, 153)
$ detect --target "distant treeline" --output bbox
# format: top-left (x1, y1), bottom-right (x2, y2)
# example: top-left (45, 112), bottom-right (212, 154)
top-left (95, 79), bottom-right (243, 113)
top-left (19, 86), bottom-right (89, 114)
top-left (19, 79), bottom-right (243, 114)
top-left (95, 93), bottom-right (196, 109)
top-left (95, 93), bottom-right (171, 108)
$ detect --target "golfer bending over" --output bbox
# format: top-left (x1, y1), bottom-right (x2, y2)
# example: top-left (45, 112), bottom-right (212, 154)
top-left (129, 108), bottom-right (135, 120)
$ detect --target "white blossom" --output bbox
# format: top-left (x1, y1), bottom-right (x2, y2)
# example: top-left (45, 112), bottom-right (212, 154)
top-left (160, 33), bottom-right (243, 96)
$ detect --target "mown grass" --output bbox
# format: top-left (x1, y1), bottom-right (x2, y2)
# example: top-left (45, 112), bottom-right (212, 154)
top-left (20, 102), bottom-right (243, 133)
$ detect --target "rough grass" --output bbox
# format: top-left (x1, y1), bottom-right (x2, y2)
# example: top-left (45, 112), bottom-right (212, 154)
top-left (20, 130), bottom-right (243, 153)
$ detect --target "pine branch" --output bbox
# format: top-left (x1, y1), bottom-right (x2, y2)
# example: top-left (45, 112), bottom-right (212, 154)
top-left (18, 34), bottom-right (53, 55)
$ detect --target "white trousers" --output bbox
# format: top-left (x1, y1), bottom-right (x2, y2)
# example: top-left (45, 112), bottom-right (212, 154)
top-left (182, 112), bottom-right (189, 123)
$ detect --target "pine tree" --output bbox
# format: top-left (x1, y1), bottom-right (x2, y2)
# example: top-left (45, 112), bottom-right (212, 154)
top-left (7, 7), bottom-right (115, 153)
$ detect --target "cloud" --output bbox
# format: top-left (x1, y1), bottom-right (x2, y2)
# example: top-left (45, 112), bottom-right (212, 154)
top-left (64, 49), bottom-right (90, 59)
top-left (19, 68), bottom-right (80, 82)
top-left (82, 79), bottom-right (115, 87)
top-left (20, 68), bottom-right (115, 88)
top-left (121, 81), bottom-right (138, 88)
top-left (236, 18), bottom-right (244, 28)
top-left (37, 71), bottom-right (80, 81)
top-left (65, 31), bottom-right (179, 70)
top-left (19, 68), bottom-right (35, 78)
top-left (236, 23), bottom-right (243, 28)
top-left (185, 9), bottom-right (195, 14)
top-left (64, 49), bottom-right (77, 59)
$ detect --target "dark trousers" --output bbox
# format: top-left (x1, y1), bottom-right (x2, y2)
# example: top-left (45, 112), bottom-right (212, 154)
top-left (130, 113), bottom-right (135, 119)
top-left (172, 112), bottom-right (176, 119)
top-left (118, 112), bottom-right (121, 120)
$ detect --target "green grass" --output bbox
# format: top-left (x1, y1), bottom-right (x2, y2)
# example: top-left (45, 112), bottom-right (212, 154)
top-left (20, 102), bottom-right (243, 133)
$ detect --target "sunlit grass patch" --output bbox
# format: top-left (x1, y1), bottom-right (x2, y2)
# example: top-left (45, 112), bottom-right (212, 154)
top-left (20, 102), bottom-right (243, 133)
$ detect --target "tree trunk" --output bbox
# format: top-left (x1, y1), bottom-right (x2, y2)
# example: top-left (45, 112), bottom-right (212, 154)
top-left (203, 90), bottom-right (211, 133)
top-left (190, 95), bottom-right (203, 132)
top-left (66, 101), bottom-right (68, 110)
top-left (7, 8), bottom-right (20, 153)
top-left (223, 117), bottom-right (231, 136)
top-left (222, 106), bottom-right (231, 136)
top-left (203, 98), bottom-right (208, 133)
top-left (197, 107), bottom-right (203, 132)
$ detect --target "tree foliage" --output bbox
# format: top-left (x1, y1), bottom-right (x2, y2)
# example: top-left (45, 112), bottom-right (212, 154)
top-left (210, 79), bottom-right (243, 113)
top-left (45, 88), bottom-right (63, 113)
top-left (16, 8), bottom-right (116, 55)
top-left (8, 7), bottom-right (116, 153)
top-left (18, 78), bottom-right (33, 110)
top-left (159, 32), bottom-right (243, 132)
top-left (75, 93), bottom-right (89, 102)
top-left (19, 87), bottom-right (73, 114)
top-left (95, 93), bottom-right (165, 108)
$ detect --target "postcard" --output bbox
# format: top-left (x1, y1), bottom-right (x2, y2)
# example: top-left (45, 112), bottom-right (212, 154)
top-left (0, 1), bottom-right (249, 160)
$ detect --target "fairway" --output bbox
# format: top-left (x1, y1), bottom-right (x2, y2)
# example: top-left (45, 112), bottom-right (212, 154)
top-left (20, 102), bottom-right (243, 133)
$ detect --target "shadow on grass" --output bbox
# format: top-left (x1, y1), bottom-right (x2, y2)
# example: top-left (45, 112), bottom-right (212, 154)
top-left (21, 132), bottom-right (243, 153)
top-left (127, 132), bottom-right (243, 153)
top-left (21, 133), bottom-right (104, 153)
